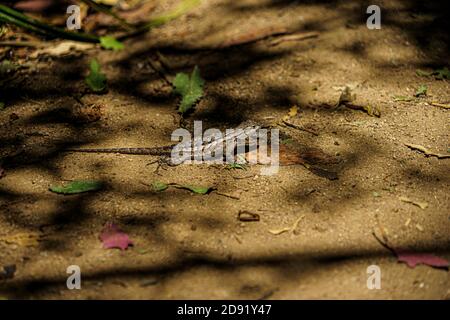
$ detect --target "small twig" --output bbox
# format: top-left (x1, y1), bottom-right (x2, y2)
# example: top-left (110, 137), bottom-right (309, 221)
top-left (281, 119), bottom-right (319, 136)
top-left (430, 102), bottom-right (450, 109)
top-left (147, 54), bottom-right (173, 85)
top-left (0, 40), bottom-right (47, 47)
top-left (269, 31), bottom-right (319, 46)
top-left (232, 174), bottom-right (255, 180)
top-left (372, 231), bottom-right (394, 253)
top-left (405, 143), bottom-right (450, 159)
top-left (215, 191), bottom-right (240, 200)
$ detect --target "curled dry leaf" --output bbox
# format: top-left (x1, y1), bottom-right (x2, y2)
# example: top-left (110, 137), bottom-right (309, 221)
top-left (282, 106), bottom-right (298, 121)
top-left (238, 210), bottom-right (260, 222)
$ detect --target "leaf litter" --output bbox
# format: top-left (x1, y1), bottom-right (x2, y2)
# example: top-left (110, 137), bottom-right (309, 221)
top-left (49, 180), bottom-right (103, 194)
top-left (269, 215), bottom-right (305, 235)
top-left (399, 196), bottom-right (428, 209)
top-left (99, 223), bottom-right (133, 250)
top-left (373, 226), bottom-right (448, 269)
top-left (335, 85), bottom-right (380, 117)
top-left (0, 231), bottom-right (44, 247)
top-left (405, 143), bottom-right (450, 159)
top-left (149, 181), bottom-right (214, 194)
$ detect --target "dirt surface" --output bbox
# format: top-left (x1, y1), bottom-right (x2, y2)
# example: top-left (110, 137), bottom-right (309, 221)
top-left (0, 0), bottom-right (449, 299)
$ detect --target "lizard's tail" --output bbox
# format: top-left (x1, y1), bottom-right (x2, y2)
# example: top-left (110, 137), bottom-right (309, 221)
top-left (65, 148), bottom-right (163, 155)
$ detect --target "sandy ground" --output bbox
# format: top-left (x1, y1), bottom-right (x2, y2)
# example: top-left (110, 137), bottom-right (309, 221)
top-left (0, 0), bottom-right (449, 299)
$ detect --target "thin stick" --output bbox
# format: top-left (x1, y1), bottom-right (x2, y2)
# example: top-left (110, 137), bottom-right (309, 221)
top-left (281, 119), bottom-right (319, 136)
top-left (0, 40), bottom-right (47, 47)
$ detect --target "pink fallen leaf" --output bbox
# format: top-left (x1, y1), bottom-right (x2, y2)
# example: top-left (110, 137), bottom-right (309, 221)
top-left (395, 250), bottom-right (449, 269)
top-left (99, 223), bottom-right (133, 250)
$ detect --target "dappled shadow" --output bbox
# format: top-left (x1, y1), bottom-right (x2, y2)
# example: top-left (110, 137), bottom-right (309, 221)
top-left (1, 0), bottom-right (449, 299)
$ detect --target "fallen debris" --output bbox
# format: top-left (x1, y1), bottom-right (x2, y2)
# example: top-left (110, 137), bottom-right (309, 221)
top-left (0, 231), bottom-right (43, 247)
top-left (99, 223), bottom-right (133, 250)
top-left (414, 84), bottom-right (427, 97)
top-left (30, 41), bottom-right (93, 58)
top-left (335, 86), bottom-right (381, 117)
top-left (282, 105), bottom-right (299, 121)
top-left (269, 31), bottom-right (319, 46)
top-left (429, 102), bottom-right (450, 109)
top-left (148, 181), bottom-right (215, 195)
top-left (393, 96), bottom-right (413, 102)
top-left (281, 119), bottom-right (318, 136)
top-left (215, 191), bottom-right (240, 200)
top-left (405, 143), bottom-right (450, 159)
top-left (216, 25), bottom-right (290, 48)
top-left (396, 250), bottom-right (448, 268)
top-left (399, 196), bottom-right (428, 209)
top-left (269, 215), bottom-right (305, 235)
top-left (0, 265), bottom-right (16, 280)
top-left (238, 210), bottom-right (260, 222)
top-left (49, 180), bottom-right (103, 195)
top-left (373, 231), bottom-right (449, 269)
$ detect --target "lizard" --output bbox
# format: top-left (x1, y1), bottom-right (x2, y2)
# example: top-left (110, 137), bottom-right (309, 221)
top-left (65, 120), bottom-right (262, 166)
top-left (65, 120), bottom-right (338, 179)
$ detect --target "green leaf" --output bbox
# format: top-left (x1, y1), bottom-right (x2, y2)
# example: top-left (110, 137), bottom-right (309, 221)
top-left (49, 180), bottom-right (103, 194)
top-left (0, 101), bottom-right (4, 110)
top-left (0, 60), bottom-right (18, 75)
top-left (85, 59), bottom-right (107, 92)
top-left (173, 66), bottom-right (204, 113)
top-left (175, 184), bottom-right (213, 195)
top-left (434, 67), bottom-right (450, 80)
top-left (415, 85), bottom-right (427, 97)
top-left (100, 36), bottom-right (125, 51)
top-left (152, 181), bottom-right (168, 192)
top-left (226, 163), bottom-right (247, 170)
top-left (393, 95), bottom-right (413, 102)
top-left (416, 69), bottom-right (432, 77)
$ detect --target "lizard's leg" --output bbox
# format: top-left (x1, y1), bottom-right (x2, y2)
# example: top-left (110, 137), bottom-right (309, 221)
top-left (145, 157), bottom-right (167, 174)
top-left (153, 156), bottom-right (178, 174)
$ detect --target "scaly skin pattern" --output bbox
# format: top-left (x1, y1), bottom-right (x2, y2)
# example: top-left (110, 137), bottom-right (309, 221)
top-left (65, 146), bottom-right (174, 156)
